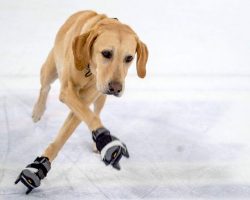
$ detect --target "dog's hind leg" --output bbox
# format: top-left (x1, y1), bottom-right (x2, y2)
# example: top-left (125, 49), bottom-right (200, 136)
top-left (92, 95), bottom-right (107, 152)
top-left (94, 95), bottom-right (107, 116)
top-left (32, 49), bottom-right (58, 122)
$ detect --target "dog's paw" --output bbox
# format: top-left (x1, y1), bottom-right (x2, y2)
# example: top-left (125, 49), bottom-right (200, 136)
top-left (15, 156), bottom-right (51, 194)
top-left (92, 127), bottom-right (129, 170)
top-left (32, 104), bottom-right (45, 122)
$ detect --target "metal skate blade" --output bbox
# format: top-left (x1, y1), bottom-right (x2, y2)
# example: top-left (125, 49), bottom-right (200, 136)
top-left (123, 150), bottom-right (129, 158)
top-left (112, 162), bottom-right (121, 170)
top-left (14, 176), bottom-right (20, 184)
top-left (26, 188), bottom-right (33, 195)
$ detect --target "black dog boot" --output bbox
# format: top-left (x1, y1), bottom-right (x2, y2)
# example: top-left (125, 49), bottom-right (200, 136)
top-left (92, 127), bottom-right (129, 170)
top-left (15, 156), bottom-right (51, 194)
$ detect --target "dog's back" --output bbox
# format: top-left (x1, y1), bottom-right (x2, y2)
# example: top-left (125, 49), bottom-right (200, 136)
top-left (53, 11), bottom-right (106, 77)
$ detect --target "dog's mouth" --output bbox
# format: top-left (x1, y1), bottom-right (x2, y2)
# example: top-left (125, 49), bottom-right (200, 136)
top-left (104, 90), bottom-right (122, 97)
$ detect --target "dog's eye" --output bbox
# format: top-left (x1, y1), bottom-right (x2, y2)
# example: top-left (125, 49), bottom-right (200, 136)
top-left (101, 50), bottom-right (112, 59)
top-left (124, 55), bottom-right (133, 63)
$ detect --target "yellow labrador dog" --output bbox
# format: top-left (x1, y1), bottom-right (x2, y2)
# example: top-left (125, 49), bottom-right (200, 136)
top-left (15, 10), bottom-right (148, 194)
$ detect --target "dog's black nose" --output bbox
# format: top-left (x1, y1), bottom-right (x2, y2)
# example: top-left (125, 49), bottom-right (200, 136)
top-left (108, 81), bottom-right (122, 95)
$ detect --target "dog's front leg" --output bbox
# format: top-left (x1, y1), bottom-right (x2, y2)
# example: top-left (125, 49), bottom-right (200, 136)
top-left (42, 111), bottom-right (81, 161)
top-left (15, 111), bottom-right (80, 194)
top-left (60, 81), bottom-right (103, 131)
top-left (61, 81), bottom-right (129, 170)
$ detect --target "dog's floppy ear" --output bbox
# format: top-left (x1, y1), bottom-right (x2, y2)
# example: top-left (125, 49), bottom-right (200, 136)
top-left (136, 39), bottom-right (148, 78)
top-left (72, 30), bottom-right (98, 71)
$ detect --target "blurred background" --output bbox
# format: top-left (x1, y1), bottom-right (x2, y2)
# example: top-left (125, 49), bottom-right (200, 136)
top-left (0, 0), bottom-right (250, 199)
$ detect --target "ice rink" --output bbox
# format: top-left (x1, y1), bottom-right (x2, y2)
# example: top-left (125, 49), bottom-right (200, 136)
top-left (1, 1), bottom-right (250, 199)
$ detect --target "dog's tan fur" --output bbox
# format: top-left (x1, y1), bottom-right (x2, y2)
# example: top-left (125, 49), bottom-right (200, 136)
top-left (31, 11), bottom-right (148, 161)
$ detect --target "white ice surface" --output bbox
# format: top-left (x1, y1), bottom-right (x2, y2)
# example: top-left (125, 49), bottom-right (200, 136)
top-left (1, 1), bottom-right (250, 199)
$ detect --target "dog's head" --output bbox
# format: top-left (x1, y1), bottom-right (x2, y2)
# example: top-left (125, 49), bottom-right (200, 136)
top-left (72, 19), bottom-right (148, 97)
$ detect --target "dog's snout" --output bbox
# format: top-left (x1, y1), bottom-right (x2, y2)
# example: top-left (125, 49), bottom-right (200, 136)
top-left (108, 81), bottom-right (122, 95)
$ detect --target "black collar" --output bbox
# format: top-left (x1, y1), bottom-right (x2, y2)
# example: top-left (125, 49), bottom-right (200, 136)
top-left (85, 64), bottom-right (92, 77)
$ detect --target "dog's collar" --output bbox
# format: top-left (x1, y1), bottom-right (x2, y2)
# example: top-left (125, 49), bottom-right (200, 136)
top-left (84, 64), bottom-right (92, 77)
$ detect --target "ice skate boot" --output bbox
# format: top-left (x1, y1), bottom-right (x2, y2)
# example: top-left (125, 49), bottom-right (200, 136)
top-left (15, 156), bottom-right (51, 194)
top-left (92, 127), bottom-right (129, 170)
